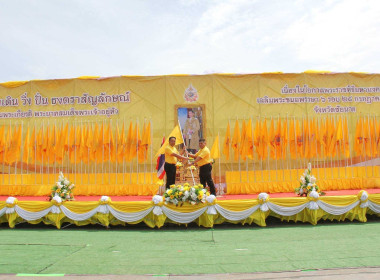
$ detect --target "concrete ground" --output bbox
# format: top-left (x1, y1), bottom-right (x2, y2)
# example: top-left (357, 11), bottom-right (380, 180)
top-left (1, 267), bottom-right (380, 280)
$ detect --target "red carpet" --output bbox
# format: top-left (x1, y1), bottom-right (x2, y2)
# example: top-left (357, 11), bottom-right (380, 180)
top-left (1, 189), bottom-right (379, 202)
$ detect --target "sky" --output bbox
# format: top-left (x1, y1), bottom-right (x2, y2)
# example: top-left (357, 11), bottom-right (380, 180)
top-left (1, 0), bottom-right (380, 83)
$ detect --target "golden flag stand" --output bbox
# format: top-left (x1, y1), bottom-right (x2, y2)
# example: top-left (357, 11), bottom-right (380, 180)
top-left (177, 120), bottom-right (196, 186)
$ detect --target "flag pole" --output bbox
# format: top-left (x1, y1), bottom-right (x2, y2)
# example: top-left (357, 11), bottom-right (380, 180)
top-left (177, 119), bottom-right (195, 185)
top-left (217, 132), bottom-right (222, 195)
top-left (150, 118), bottom-right (153, 184)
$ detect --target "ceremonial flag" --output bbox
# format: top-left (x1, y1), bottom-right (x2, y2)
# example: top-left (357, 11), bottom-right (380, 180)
top-left (354, 117), bottom-right (363, 156)
top-left (29, 126), bottom-right (36, 164)
top-left (0, 126), bottom-right (5, 163)
top-left (239, 119), bottom-right (247, 159)
top-left (281, 118), bottom-right (288, 159)
top-left (116, 122), bottom-right (126, 163)
top-left (22, 125), bottom-right (30, 163)
top-left (155, 125), bottom-right (183, 157)
top-left (289, 118), bottom-right (296, 159)
top-left (222, 122), bottom-right (230, 160)
top-left (241, 119), bottom-right (253, 160)
top-left (296, 119), bottom-right (303, 158)
top-left (231, 119), bottom-right (240, 161)
top-left (253, 120), bottom-right (261, 159)
top-left (210, 135), bottom-right (220, 159)
top-left (140, 121), bottom-right (151, 162)
top-left (343, 117), bottom-right (350, 158)
top-left (274, 118), bottom-right (281, 159)
top-left (125, 121), bottom-right (134, 162)
top-left (156, 137), bottom-right (166, 180)
top-left (260, 119), bottom-right (268, 160)
top-left (268, 119), bottom-right (275, 159)
top-left (363, 118), bottom-right (370, 157)
top-left (370, 117), bottom-right (377, 157)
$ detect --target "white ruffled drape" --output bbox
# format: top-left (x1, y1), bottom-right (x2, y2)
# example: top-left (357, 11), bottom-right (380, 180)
top-left (108, 206), bottom-right (154, 223)
top-left (215, 204), bottom-right (260, 221)
top-left (162, 206), bottom-right (207, 223)
top-left (1, 192), bottom-right (380, 226)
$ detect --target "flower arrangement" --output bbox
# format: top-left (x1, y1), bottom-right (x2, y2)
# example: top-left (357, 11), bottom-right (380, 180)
top-left (176, 161), bottom-right (183, 168)
top-left (49, 172), bottom-right (75, 201)
top-left (164, 183), bottom-right (210, 206)
top-left (295, 163), bottom-right (325, 196)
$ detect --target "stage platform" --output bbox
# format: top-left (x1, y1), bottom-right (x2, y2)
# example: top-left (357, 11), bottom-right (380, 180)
top-left (1, 189), bottom-right (380, 229)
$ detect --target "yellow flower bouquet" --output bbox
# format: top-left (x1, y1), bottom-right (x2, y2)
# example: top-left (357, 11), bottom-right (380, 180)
top-left (49, 172), bottom-right (75, 201)
top-left (163, 183), bottom-right (210, 206)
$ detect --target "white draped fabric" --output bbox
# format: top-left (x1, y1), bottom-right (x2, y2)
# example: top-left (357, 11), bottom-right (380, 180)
top-left (267, 202), bottom-right (308, 216)
top-left (1, 191), bottom-right (380, 227)
top-left (15, 205), bottom-right (53, 221)
top-left (215, 204), bottom-right (260, 221)
top-left (108, 206), bottom-right (154, 223)
top-left (162, 206), bottom-right (207, 224)
top-left (318, 200), bottom-right (360, 215)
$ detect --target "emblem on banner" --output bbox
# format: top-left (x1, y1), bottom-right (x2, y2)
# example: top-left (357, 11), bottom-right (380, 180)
top-left (184, 84), bottom-right (199, 102)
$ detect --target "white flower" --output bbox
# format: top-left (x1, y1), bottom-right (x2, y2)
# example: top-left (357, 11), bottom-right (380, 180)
top-left (310, 176), bottom-right (316, 184)
top-left (202, 189), bottom-right (206, 193)
top-left (191, 201), bottom-right (196, 205)
top-left (299, 188), bottom-right (304, 195)
top-left (300, 176), bottom-right (305, 184)
top-left (52, 195), bottom-right (62, 204)
top-left (152, 195), bottom-right (163, 205)
top-left (64, 179), bottom-right (70, 186)
top-left (173, 199), bottom-right (178, 205)
top-left (184, 191), bottom-right (189, 198)
top-left (206, 195), bottom-right (216, 203)
top-left (165, 197), bottom-right (170, 202)
top-left (308, 162), bottom-right (312, 171)
top-left (182, 197), bottom-right (187, 202)
top-left (56, 182), bottom-right (62, 189)
top-left (191, 193), bottom-right (197, 200)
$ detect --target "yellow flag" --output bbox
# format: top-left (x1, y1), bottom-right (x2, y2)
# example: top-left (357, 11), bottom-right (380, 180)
top-left (289, 119), bottom-right (296, 159)
top-left (354, 117), bottom-right (363, 156)
top-left (125, 121), bottom-right (134, 162)
top-left (223, 122), bottom-right (231, 160)
top-left (22, 125), bottom-right (30, 163)
top-left (155, 125), bottom-right (184, 157)
top-left (140, 121), bottom-right (151, 162)
top-left (0, 126), bottom-right (5, 163)
top-left (268, 119), bottom-right (275, 159)
top-left (117, 121), bottom-right (126, 163)
top-left (210, 135), bottom-right (220, 159)
top-left (29, 126), bottom-right (36, 164)
top-left (370, 117), bottom-right (377, 157)
top-left (343, 117), bottom-right (350, 158)
top-left (253, 120), bottom-right (261, 159)
top-left (241, 119), bottom-right (253, 160)
top-left (239, 120), bottom-right (247, 158)
top-left (260, 119), bottom-right (268, 160)
top-left (231, 120), bottom-right (240, 161)
top-left (281, 119), bottom-right (288, 159)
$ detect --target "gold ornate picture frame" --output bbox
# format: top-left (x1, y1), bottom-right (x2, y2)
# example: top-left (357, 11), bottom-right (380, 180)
top-left (175, 104), bottom-right (206, 150)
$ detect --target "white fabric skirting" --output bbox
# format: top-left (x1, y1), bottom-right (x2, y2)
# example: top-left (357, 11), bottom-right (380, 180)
top-left (1, 194), bottom-right (380, 227)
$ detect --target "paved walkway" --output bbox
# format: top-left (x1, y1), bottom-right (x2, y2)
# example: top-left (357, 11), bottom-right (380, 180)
top-left (1, 267), bottom-right (380, 280)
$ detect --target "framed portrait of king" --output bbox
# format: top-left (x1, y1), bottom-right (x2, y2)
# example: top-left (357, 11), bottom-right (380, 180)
top-left (175, 104), bottom-right (205, 153)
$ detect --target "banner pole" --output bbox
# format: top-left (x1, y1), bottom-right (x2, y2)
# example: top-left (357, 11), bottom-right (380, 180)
top-left (150, 118), bottom-right (153, 184)
top-left (218, 132), bottom-right (222, 195)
